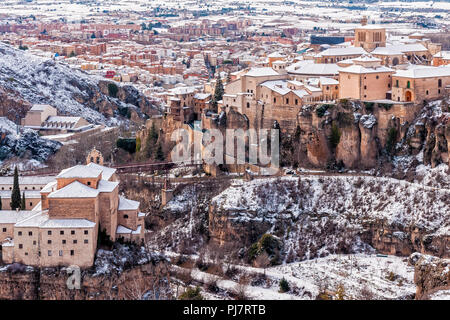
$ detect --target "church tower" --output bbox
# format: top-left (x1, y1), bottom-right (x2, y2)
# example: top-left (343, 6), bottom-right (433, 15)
top-left (86, 147), bottom-right (104, 165)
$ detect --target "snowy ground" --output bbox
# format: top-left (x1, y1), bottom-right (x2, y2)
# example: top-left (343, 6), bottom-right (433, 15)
top-left (172, 253), bottom-right (416, 300)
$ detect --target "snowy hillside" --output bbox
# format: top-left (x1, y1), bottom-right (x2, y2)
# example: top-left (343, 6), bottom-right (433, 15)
top-left (0, 42), bottom-right (154, 125)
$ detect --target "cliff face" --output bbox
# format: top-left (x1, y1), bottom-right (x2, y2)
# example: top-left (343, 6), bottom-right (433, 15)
top-left (0, 42), bottom-right (159, 126)
top-left (208, 176), bottom-right (449, 261)
top-left (409, 253), bottom-right (450, 300)
top-left (0, 262), bottom-right (171, 300)
top-left (0, 244), bottom-right (172, 300)
top-left (292, 101), bottom-right (425, 169)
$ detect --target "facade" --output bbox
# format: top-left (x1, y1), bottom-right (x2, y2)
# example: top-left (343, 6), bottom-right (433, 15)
top-left (392, 66), bottom-right (450, 103)
top-left (0, 154), bottom-right (145, 268)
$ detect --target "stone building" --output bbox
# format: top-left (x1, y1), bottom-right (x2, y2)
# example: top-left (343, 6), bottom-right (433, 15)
top-left (22, 104), bottom-right (93, 136)
top-left (0, 153), bottom-right (144, 268)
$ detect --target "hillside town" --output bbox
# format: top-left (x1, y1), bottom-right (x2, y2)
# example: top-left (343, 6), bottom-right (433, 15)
top-left (0, 0), bottom-right (448, 303)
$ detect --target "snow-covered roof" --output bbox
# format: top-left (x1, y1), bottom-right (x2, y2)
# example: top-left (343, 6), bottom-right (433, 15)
top-left (316, 47), bottom-right (367, 57)
top-left (319, 77), bottom-right (339, 85)
top-left (371, 46), bottom-right (404, 56)
top-left (138, 212), bottom-right (146, 218)
top-left (268, 52), bottom-right (285, 58)
top-left (260, 80), bottom-right (290, 95)
top-left (41, 181), bottom-right (57, 193)
top-left (14, 212), bottom-right (49, 227)
top-left (30, 104), bottom-right (54, 111)
top-left (0, 210), bottom-right (36, 224)
top-left (433, 51), bottom-right (450, 60)
top-left (245, 67), bottom-right (279, 77)
top-left (118, 196), bottom-right (140, 211)
top-left (0, 175), bottom-right (55, 186)
top-left (353, 54), bottom-right (381, 62)
top-left (193, 93), bottom-right (211, 100)
top-left (116, 224), bottom-right (132, 234)
top-left (48, 181), bottom-right (99, 198)
top-left (394, 66), bottom-right (450, 79)
top-left (40, 218), bottom-right (96, 229)
top-left (86, 162), bottom-right (116, 181)
top-left (339, 65), bottom-right (394, 74)
top-left (288, 63), bottom-right (340, 76)
top-left (97, 179), bottom-right (119, 193)
top-left (355, 24), bottom-right (386, 30)
top-left (57, 165), bottom-right (102, 179)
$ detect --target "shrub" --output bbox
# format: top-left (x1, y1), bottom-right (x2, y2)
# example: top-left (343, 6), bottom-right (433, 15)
top-left (279, 277), bottom-right (290, 293)
top-left (385, 127), bottom-right (397, 154)
top-left (179, 286), bottom-right (203, 300)
top-left (379, 103), bottom-right (393, 111)
top-left (329, 123), bottom-right (341, 149)
top-left (108, 82), bottom-right (119, 98)
top-left (363, 102), bottom-right (374, 112)
top-left (116, 138), bottom-right (136, 154)
top-left (315, 104), bottom-right (333, 117)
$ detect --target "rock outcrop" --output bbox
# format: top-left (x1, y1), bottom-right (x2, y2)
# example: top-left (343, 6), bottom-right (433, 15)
top-left (409, 253), bottom-right (450, 300)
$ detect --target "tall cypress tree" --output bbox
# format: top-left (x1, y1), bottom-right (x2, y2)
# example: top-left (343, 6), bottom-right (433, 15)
top-left (21, 191), bottom-right (26, 210)
top-left (10, 167), bottom-right (21, 210)
top-left (0, 196), bottom-right (2, 210)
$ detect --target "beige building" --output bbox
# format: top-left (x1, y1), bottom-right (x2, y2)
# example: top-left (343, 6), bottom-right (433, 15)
top-left (0, 155), bottom-right (145, 268)
top-left (338, 54), bottom-right (394, 101)
top-left (22, 104), bottom-right (93, 135)
top-left (392, 66), bottom-right (450, 103)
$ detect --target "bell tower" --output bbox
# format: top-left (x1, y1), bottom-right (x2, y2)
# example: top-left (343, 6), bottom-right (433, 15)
top-left (86, 147), bottom-right (104, 165)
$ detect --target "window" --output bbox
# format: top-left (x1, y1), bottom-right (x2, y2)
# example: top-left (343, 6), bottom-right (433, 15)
top-left (1, 187), bottom-right (3, 190)
top-left (286, 98), bottom-right (289, 104)
top-left (87, 181), bottom-right (91, 186)
top-left (19, 244), bottom-right (23, 249)
top-left (376, 76), bottom-right (379, 79)
top-left (70, 250), bottom-right (74, 256)
top-left (295, 99), bottom-right (298, 105)
top-left (364, 85), bottom-right (367, 90)
top-left (48, 240), bottom-right (52, 244)
top-left (33, 241), bottom-right (36, 245)
top-left (71, 230), bottom-right (75, 235)
top-left (29, 202), bottom-right (32, 207)
top-left (395, 80), bottom-right (399, 87)
top-left (59, 250), bottom-right (63, 257)
top-left (438, 79), bottom-right (442, 87)
top-left (48, 231), bottom-right (52, 235)
top-left (326, 86), bottom-right (329, 90)
top-left (25, 252), bottom-right (28, 256)
top-left (407, 81), bottom-right (410, 89)
top-left (73, 240), bottom-right (77, 244)
top-left (28, 231), bottom-right (32, 236)
top-left (84, 230), bottom-right (88, 235)
top-left (335, 86), bottom-right (338, 90)
top-left (84, 239), bottom-right (89, 244)
top-left (18, 231), bottom-right (22, 236)
top-left (2, 228), bottom-right (6, 232)
top-left (273, 97), bottom-right (276, 103)
top-left (32, 187), bottom-right (35, 190)
top-left (25, 187), bottom-right (27, 190)
top-left (62, 240), bottom-right (66, 244)
top-left (438, 89), bottom-right (441, 94)
top-left (388, 84), bottom-right (391, 88)
top-left (246, 102), bottom-right (250, 108)
top-left (124, 214), bottom-right (129, 219)
top-left (60, 231), bottom-right (64, 235)
top-left (48, 250), bottom-right (52, 256)
top-left (426, 90), bottom-right (429, 95)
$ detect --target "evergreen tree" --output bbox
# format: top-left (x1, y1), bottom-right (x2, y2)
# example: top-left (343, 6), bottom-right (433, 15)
top-left (21, 191), bottom-right (26, 210)
top-left (10, 167), bottom-right (21, 210)
top-left (0, 196), bottom-right (2, 210)
top-left (145, 122), bottom-right (159, 158)
top-left (155, 142), bottom-right (164, 161)
top-left (214, 76), bottom-right (224, 103)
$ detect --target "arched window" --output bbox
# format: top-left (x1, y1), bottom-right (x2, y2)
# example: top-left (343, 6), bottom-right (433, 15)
top-left (246, 102), bottom-right (250, 108)
top-left (438, 79), bottom-right (442, 87)
top-left (124, 214), bottom-right (129, 219)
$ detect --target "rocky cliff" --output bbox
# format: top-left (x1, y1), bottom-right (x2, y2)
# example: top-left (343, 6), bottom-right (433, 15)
top-left (409, 253), bottom-right (450, 300)
top-left (0, 244), bottom-right (172, 300)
